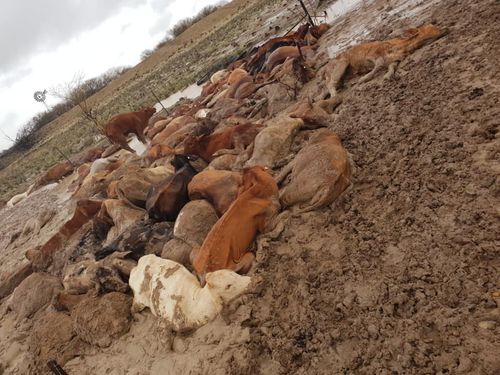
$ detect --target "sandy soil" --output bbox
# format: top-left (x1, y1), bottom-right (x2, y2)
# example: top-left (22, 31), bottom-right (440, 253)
top-left (0, 0), bottom-right (498, 374)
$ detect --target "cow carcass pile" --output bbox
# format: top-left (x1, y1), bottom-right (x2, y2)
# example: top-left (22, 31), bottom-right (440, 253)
top-left (0, 21), bottom-right (446, 373)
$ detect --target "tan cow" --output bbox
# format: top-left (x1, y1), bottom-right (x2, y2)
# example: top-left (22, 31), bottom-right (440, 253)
top-left (322, 24), bottom-right (446, 97)
top-left (276, 129), bottom-right (352, 213)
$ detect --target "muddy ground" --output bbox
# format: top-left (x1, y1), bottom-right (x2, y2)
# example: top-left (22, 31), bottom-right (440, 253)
top-left (0, 0), bottom-right (499, 374)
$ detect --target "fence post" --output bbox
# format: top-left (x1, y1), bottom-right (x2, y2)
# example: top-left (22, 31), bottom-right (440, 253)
top-left (150, 88), bottom-right (168, 113)
top-left (298, 0), bottom-right (315, 26)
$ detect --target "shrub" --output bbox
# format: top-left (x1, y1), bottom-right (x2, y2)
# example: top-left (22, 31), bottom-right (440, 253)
top-left (171, 4), bottom-right (221, 37)
top-left (140, 49), bottom-right (153, 61)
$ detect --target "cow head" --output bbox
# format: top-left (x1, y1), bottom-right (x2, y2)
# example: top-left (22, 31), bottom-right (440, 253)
top-left (205, 270), bottom-right (251, 303)
top-left (170, 154), bottom-right (197, 170)
top-left (142, 107), bottom-right (157, 118)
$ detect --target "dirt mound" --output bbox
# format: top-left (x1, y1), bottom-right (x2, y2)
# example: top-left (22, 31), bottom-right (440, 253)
top-left (72, 292), bottom-right (133, 348)
top-left (31, 311), bottom-right (87, 374)
top-left (8, 272), bottom-right (62, 321)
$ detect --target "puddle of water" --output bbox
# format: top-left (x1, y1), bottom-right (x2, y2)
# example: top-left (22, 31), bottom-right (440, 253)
top-left (154, 83), bottom-right (202, 111)
top-left (128, 136), bottom-right (147, 155)
top-left (325, 0), bottom-right (367, 24)
top-left (323, 0), bottom-right (375, 57)
top-left (387, 0), bottom-right (437, 19)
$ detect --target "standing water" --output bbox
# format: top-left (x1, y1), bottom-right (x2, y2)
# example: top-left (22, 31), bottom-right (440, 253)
top-left (154, 83), bottom-right (203, 112)
top-left (325, 0), bottom-right (369, 23)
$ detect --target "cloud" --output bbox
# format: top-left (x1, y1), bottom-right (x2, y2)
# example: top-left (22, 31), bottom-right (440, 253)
top-left (0, 66), bottom-right (33, 87)
top-left (0, 0), bottom-right (143, 74)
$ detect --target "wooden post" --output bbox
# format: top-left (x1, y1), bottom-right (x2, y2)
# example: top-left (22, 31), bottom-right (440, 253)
top-left (283, 14), bottom-right (307, 36)
top-left (53, 147), bottom-right (74, 167)
top-left (298, 0), bottom-right (315, 26)
top-left (150, 88), bottom-right (168, 113)
top-left (47, 360), bottom-right (68, 375)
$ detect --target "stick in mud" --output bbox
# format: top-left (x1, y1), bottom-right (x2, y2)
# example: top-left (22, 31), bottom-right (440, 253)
top-left (54, 147), bottom-right (75, 168)
top-left (47, 359), bottom-right (68, 375)
top-left (150, 88), bottom-right (168, 114)
top-left (298, 0), bottom-right (315, 26)
top-left (283, 14), bottom-right (307, 36)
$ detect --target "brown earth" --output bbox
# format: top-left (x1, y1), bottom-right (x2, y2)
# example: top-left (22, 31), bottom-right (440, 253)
top-left (0, 0), bottom-right (499, 374)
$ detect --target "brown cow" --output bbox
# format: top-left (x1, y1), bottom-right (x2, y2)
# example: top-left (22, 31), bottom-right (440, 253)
top-left (191, 166), bottom-right (278, 282)
top-left (288, 97), bottom-right (342, 128)
top-left (188, 170), bottom-right (243, 216)
top-left (151, 115), bottom-right (195, 146)
top-left (225, 69), bottom-right (253, 99)
top-left (309, 23), bottom-right (330, 39)
top-left (25, 199), bottom-right (103, 271)
top-left (75, 146), bottom-right (106, 164)
top-left (145, 118), bottom-right (171, 139)
top-left (246, 23), bottom-right (310, 73)
top-left (104, 107), bottom-right (156, 153)
top-left (233, 80), bottom-right (276, 100)
top-left (31, 160), bottom-right (75, 192)
top-left (183, 123), bottom-right (261, 163)
top-left (144, 144), bottom-right (175, 165)
top-left (261, 45), bottom-right (317, 73)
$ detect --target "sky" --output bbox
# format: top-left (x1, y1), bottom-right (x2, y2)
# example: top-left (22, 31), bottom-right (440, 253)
top-left (0, 0), bottom-right (226, 152)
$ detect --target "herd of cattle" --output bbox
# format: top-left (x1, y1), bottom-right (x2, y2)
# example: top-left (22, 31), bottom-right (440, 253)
top-left (2, 20), bottom-right (445, 349)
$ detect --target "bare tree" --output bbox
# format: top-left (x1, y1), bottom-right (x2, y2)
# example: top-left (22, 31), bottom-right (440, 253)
top-left (0, 129), bottom-right (15, 143)
top-left (51, 72), bottom-right (105, 135)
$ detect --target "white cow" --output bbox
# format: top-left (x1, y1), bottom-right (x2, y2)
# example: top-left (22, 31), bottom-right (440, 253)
top-left (129, 255), bottom-right (251, 332)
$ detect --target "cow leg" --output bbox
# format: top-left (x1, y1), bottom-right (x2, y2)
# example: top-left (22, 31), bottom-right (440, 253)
top-left (325, 58), bottom-right (349, 98)
top-left (136, 130), bottom-right (148, 145)
top-left (212, 147), bottom-right (242, 157)
top-left (316, 96), bottom-right (343, 114)
top-left (275, 160), bottom-right (294, 184)
top-left (189, 247), bottom-right (200, 266)
top-left (113, 134), bottom-right (136, 153)
top-left (131, 301), bottom-right (146, 314)
top-left (358, 57), bottom-right (385, 84)
top-left (233, 252), bottom-right (255, 274)
top-left (292, 188), bottom-right (330, 215)
top-left (383, 62), bottom-right (398, 81)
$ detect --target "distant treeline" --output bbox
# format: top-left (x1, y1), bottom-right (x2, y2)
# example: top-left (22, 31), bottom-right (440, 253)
top-left (140, 4), bottom-right (222, 61)
top-left (3, 66), bottom-right (130, 154)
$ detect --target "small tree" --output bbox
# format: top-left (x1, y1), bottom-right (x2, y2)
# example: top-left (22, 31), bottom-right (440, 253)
top-left (51, 72), bottom-right (105, 135)
top-left (140, 49), bottom-right (153, 61)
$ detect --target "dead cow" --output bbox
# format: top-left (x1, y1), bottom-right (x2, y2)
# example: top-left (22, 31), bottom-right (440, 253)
top-left (276, 129), bottom-right (351, 213)
top-left (188, 170), bottom-right (243, 216)
top-left (104, 107), bottom-right (156, 153)
top-left (261, 45), bottom-right (316, 73)
top-left (183, 123), bottom-right (261, 163)
top-left (322, 24), bottom-right (446, 97)
top-left (31, 160), bottom-right (75, 192)
top-left (25, 199), bottom-right (103, 270)
top-left (191, 166), bottom-right (278, 282)
top-left (129, 255), bottom-right (251, 332)
top-left (146, 155), bottom-right (198, 221)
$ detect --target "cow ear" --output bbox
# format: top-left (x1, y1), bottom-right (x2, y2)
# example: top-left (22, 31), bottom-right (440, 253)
top-left (240, 168), bottom-right (256, 192)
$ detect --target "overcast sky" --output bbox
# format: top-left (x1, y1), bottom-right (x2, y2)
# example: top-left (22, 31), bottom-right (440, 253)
top-left (0, 0), bottom-right (226, 151)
